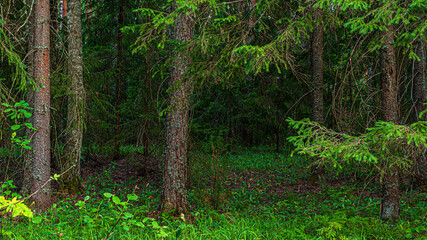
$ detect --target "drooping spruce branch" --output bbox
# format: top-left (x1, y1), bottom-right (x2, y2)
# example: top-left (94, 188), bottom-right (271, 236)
top-left (287, 118), bottom-right (427, 179)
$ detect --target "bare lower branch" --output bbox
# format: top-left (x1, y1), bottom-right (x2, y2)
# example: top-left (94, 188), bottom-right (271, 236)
top-left (0, 165), bottom-right (76, 211)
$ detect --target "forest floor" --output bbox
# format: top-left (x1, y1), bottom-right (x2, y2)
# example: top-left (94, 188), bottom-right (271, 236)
top-left (2, 146), bottom-right (427, 239)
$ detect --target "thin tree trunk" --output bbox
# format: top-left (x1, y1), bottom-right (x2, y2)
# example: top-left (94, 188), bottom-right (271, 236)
top-left (162, 2), bottom-right (194, 215)
top-left (21, 3), bottom-right (35, 197)
top-left (413, 40), bottom-right (427, 186)
top-left (312, 7), bottom-right (324, 125)
top-left (63, 0), bottom-right (67, 18)
top-left (308, 6), bottom-right (324, 185)
top-left (60, 0), bottom-right (85, 195)
top-left (143, 8), bottom-right (152, 161)
top-left (227, 86), bottom-right (232, 151)
top-left (275, 107), bottom-right (280, 153)
top-left (31, 0), bottom-right (51, 212)
top-left (413, 41), bottom-right (425, 122)
top-left (114, 4), bottom-right (124, 160)
top-left (141, 43), bottom-right (152, 177)
top-left (380, 25), bottom-right (400, 221)
top-left (143, 53), bottom-right (151, 159)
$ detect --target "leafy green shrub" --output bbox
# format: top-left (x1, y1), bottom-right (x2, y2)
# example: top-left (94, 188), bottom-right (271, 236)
top-left (73, 192), bottom-right (176, 238)
top-left (2, 100), bottom-right (35, 149)
top-left (0, 180), bottom-right (33, 219)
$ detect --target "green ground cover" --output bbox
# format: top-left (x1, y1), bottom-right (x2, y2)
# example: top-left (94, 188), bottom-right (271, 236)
top-left (1, 147), bottom-right (427, 239)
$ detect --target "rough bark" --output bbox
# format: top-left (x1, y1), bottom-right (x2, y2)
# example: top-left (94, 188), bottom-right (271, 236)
top-left (380, 25), bottom-right (400, 221)
top-left (227, 87), bottom-right (232, 151)
top-left (413, 41), bottom-right (426, 122)
top-left (413, 41), bottom-right (427, 185)
top-left (59, 0), bottom-right (85, 195)
top-left (311, 7), bottom-right (324, 125)
top-left (114, 4), bottom-right (124, 160)
top-left (30, 0), bottom-right (51, 212)
top-left (62, 0), bottom-right (67, 18)
top-left (275, 108), bottom-right (280, 153)
top-left (143, 4), bottom-right (152, 162)
top-left (143, 52), bottom-right (151, 159)
top-left (162, 2), bottom-right (194, 215)
top-left (309, 6), bottom-right (324, 185)
top-left (21, 3), bottom-right (35, 197)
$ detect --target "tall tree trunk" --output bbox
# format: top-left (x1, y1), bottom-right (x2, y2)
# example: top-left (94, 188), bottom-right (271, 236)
top-left (275, 107), bottom-right (280, 153)
top-left (308, 6), bottom-right (324, 185)
top-left (162, 2), bottom-right (194, 215)
top-left (31, 0), bottom-right (51, 212)
top-left (413, 40), bottom-right (427, 186)
top-left (21, 3), bottom-right (35, 197)
top-left (114, 4), bottom-right (124, 160)
top-left (380, 25), bottom-right (400, 221)
top-left (59, 0), bottom-right (84, 195)
top-left (141, 43), bottom-right (152, 177)
top-left (413, 41), bottom-right (426, 122)
top-left (143, 8), bottom-right (153, 162)
top-left (143, 53), bottom-right (151, 159)
top-left (227, 86), bottom-right (232, 151)
top-left (312, 7), bottom-right (324, 125)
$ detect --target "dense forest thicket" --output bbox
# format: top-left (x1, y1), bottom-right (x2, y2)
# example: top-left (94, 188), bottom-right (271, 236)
top-left (1, 0), bottom-right (427, 239)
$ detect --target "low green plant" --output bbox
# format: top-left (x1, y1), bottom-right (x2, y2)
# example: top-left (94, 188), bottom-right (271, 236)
top-left (2, 147), bottom-right (427, 239)
top-left (73, 191), bottom-right (177, 239)
top-left (0, 195), bottom-right (33, 219)
top-left (0, 180), bottom-right (33, 221)
top-left (2, 100), bottom-right (36, 150)
top-left (1, 171), bottom-right (71, 230)
top-left (0, 100), bottom-right (36, 236)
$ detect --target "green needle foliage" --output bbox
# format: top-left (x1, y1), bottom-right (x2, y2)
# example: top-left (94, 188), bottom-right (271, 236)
top-left (316, 0), bottom-right (427, 59)
top-left (0, 18), bottom-right (34, 99)
top-left (287, 118), bottom-right (427, 178)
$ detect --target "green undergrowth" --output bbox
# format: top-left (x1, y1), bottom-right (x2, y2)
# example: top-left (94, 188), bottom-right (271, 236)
top-left (2, 189), bottom-right (426, 239)
top-left (1, 147), bottom-right (427, 239)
